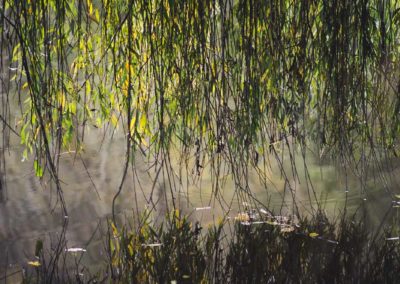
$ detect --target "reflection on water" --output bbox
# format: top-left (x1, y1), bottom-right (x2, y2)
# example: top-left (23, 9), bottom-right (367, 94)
top-left (0, 125), bottom-right (399, 273)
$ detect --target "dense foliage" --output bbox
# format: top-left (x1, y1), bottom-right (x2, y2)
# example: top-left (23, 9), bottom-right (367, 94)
top-left (2, 1), bottom-right (400, 282)
top-left (1, 0), bottom-right (400, 211)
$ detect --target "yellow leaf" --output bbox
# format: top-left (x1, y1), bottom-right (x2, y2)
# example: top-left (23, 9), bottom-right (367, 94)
top-left (86, 81), bottom-right (91, 94)
top-left (95, 9), bottom-right (100, 23)
top-left (111, 114), bottom-right (118, 127)
top-left (139, 114), bottom-right (147, 133)
top-left (28, 261), bottom-right (41, 267)
top-left (87, 11), bottom-right (99, 24)
top-left (309, 232), bottom-right (319, 238)
top-left (58, 92), bottom-right (66, 108)
top-left (87, 0), bottom-right (93, 14)
top-left (128, 243), bottom-right (134, 256)
top-left (130, 117), bottom-right (137, 133)
top-left (111, 222), bottom-right (119, 238)
top-left (142, 51), bottom-right (148, 62)
top-left (68, 102), bottom-right (77, 115)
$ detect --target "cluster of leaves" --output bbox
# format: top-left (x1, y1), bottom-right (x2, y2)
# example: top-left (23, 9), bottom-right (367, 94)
top-left (2, 0), bottom-right (400, 207)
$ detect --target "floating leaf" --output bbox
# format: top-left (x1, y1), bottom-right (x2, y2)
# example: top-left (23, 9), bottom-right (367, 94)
top-left (65, 248), bottom-right (87, 252)
top-left (281, 226), bottom-right (295, 233)
top-left (235, 212), bottom-right (250, 222)
top-left (28, 261), bottom-right (41, 267)
top-left (386, 237), bottom-right (400, 241)
top-left (141, 243), bottom-right (162, 247)
top-left (194, 206), bottom-right (211, 211)
top-left (309, 232), bottom-right (319, 238)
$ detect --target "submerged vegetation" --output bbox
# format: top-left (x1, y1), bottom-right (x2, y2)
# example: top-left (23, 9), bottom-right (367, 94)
top-left (22, 210), bottom-right (400, 283)
top-left (1, 0), bottom-right (400, 282)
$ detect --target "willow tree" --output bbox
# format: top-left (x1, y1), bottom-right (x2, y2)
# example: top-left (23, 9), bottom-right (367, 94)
top-left (1, 0), bottom-right (400, 217)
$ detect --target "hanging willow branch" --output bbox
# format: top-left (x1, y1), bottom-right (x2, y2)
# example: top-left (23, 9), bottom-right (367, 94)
top-left (1, 0), bottom-right (400, 210)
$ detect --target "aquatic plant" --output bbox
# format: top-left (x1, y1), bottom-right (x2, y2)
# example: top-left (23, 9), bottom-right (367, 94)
top-left (18, 210), bottom-right (400, 283)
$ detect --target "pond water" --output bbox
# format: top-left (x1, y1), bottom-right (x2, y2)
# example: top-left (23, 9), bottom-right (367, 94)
top-left (1, 54), bottom-right (399, 279)
top-left (1, 122), bottom-right (399, 277)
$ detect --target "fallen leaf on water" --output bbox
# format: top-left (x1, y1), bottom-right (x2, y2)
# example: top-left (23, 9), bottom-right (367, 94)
top-left (386, 237), bottom-right (400, 241)
top-left (65, 248), bottom-right (87, 253)
top-left (142, 243), bottom-right (163, 247)
top-left (195, 206), bottom-right (211, 211)
top-left (309, 232), bottom-right (319, 238)
top-left (28, 261), bottom-right (41, 267)
top-left (280, 226), bottom-right (295, 233)
top-left (235, 212), bottom-right (250, 222)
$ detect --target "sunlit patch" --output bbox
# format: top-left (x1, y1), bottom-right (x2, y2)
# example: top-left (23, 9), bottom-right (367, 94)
top-left (194, 206), bottom-right (211, 211)
top-left (386, 237), bottom-right (400, 241)
top-left (280, 225), bottom-right (295, 233)
top-left (235, 212), bottom-right (250, 222)
top-left (235, 207), bottom-right (299, 234)
top-left (141, 243), bottom-right (163, 247)
top-left (27, 261), bottom-right (41, 267)
top-left (65, 248), bottom-right (87, 253)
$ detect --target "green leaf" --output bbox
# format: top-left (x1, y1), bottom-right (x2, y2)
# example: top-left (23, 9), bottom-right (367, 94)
top-left (20, 124), bottom-right (28, 145)
top-left (34, 160), bottom-right (44, 177)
